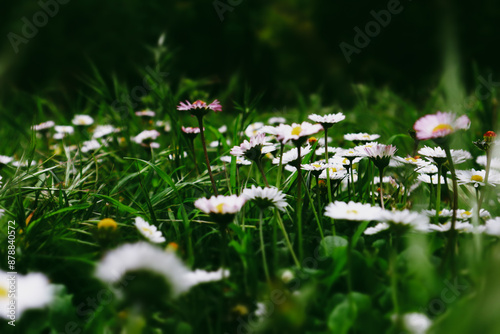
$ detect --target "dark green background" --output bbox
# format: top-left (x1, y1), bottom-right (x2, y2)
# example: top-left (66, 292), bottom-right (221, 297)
top-left (1, 0), bottom-right (499, 111)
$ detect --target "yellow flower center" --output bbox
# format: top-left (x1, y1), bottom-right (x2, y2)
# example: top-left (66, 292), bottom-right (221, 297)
top-left (291, 126), bottom-right (302, 136)
top-left (98, 218), bottom-right (117, 230)
top-left (313, 164), bottom-right (322, 168)
top-left (346, 210), bottom-right (358, 215)
top-left (471, 175), bottom-right (484, 182)
top-left (0, 286), bottom-right (7, 298)
top-left (432, 124), bottom-right (453, 134)
top-left (330, 167), bottom-right (337, 172)
top-left (406, 157), bottom-right (418, 163)
top-left (363, 135), bottom-right (370, 138)
top-left (215, 203), bottom-right (225, 213)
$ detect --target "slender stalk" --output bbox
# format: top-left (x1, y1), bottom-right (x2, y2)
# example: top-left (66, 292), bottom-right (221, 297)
top-left (296, 145), bottom-right (304, 261)
top-left (347, 231), bottom-right (353, 294)
top-left (275, 210), bottom-right (301, 268)
top-left (325, 128), bottom-right (335, 235)
top-left (188, 138), bottom-right (200, 175)
top-left (478, 149), bottom-right (492, 210)
top-left (259, 210), bottom-right (272, 286)
top-left (435, 164), bottom-right (442, 223)
top-left (256, 158), bottom-right (270, 187)
top-left (197, 116), bottom-right (218, 195)
top-left (276, 143), bottom-right (285, 188)
top-left (389, 233), bottom-right (400, 323)
top-left (303, 176), bottom-right (324, 240)
top-left (378, 167), bottom-right (385, 210)
top-left (443, 145), bottom-right (458, 276)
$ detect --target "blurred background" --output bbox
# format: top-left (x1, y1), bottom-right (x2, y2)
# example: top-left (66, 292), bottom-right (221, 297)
top-left (0, 0), bottom-right (499, 114)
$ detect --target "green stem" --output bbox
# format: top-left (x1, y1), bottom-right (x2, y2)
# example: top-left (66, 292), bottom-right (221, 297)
top-left (478, 149), bottom-right (492, 211)
top-left (325, 128), bottom-right (335, 235)
top-left (275, 210), bottom-right (301, 268)
top-left (256, 158), bottom-right (270, 187)
top-left (443, 145), bottom-right (458, 276)
top-left (390, 233), bottom-right (400, 321)
top-left (259, 210), bottom-right (272, 286)
top-left (297, 145), bottom-right (304, 261)
top-left (197, 116), bottom-right (218, 195)
top-left (276, 143), bottom-right (285, 188)
top-left (379, 167), bottom-right (385, 210)
top-left (303, 175), bottom-right (324, 240)
top-left (435, 164), bottom-right (442, 224)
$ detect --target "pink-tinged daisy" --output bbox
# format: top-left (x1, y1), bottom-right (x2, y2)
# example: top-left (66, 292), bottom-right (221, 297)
top-left (131, 129), bottom-right (161, 148)
top-left (324, 201), bottom-right (382, 221)
top-left (181, 126), bottom-right (201, 140)
top-left (344, 133), bottom-right (380, 143)
top-left (308, 113), bottom-right (345, 129)
top-left (31, 120), bottom-right (55, 131)
top-left (413, 111), bottom-right (470, 141)
top-left (195, 195), bottom-right (246, 225)
top-left (177, 99), bottom-right (222, 118)
top-left (71, 114), bottom-right (94, 126)
top-left (230, 133), bottom-right (276, 162)
top-left (456, 169), bottom-right (500, 188)
top-left (364, 144), bottom-right (397, 170)
top-left (135, 110), bottom-right (156, 117)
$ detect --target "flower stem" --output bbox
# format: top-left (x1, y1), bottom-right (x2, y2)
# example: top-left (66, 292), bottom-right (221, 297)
top-left (256, 158), bottom-right (270, 187)
top-left (478, 149), bottom-right (492, 211)
top-left (435, 164), bottom-right (442, 223)
top-left (275, 210), bottom-right (301, 268)
top-left (297, 145), bottom-right (304, 261)
top-left (378, 167), bottom-right (385, 210)
top-left (325, 128), bottom-right (335, 235)
top-left (197, 116), bottom-right (218, 195)
top-left (443, 145), bottom-right (458, 276)
top-left (259, 210), bottom-right (272, 286)
top-left (276, 143), bottom-right (285, 188)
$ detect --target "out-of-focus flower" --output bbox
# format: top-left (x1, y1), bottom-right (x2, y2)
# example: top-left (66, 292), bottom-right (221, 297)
top-left (268, 117), bottom-right (286, 125)
top-left (92, 125), bottom-right (119, 138)
top-left (344, 133), bottom-right (380, 143)
top-left (220, 155), bottom-right (252, 165)
top-left (195, 195), bottom-right (246, 224)
top-left (31, 120), bottom-right (55, 131)
top-left (324, 201), bottom-right (382, 221)
top-left (413, 111), bottom-right (470, 141)
top-left (417, 146), bottom-right (471, 165)
top-left (135, 110), bottom-right (156, 117)
top-left (244, 122), bottom-right (265, 137)
top-left (134, 217), bottom-right (165, 243)
top-left (456, 169), bottom-right (500, 188)
top-left (131, 130), bottom-right (161, 148)
top-left (72, 115), bottom-right (94, 126)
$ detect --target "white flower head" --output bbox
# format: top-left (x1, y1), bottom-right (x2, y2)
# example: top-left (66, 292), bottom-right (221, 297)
top-left (324, 201), bottom-right (382, 221)
top-left (413, 111), bottom-right (470, 140)
top-left (54, 125), bottom-right (74, 135)
top-left (456, 169), bottom-right (500, 188)
top-left (220, 155), bottom-right (252, 165)
top-left (95, 242), bottom-right (227, 299)
top-left (379, 209), bottom-right (430, 231)
top-left (272, 145), bottom-right (312, 166)
top-left (268, 117), bottom-right (286, 125)
top-left (31, 120), bottom-right (55, 131)
top-left (81, 139), bottom-right (104, 153)
top-left (242, 185), bottom-right (287, 211)
top-left (134, 217), bottom-right (166, 243)
top-left (364, 222), bottom-right (390, 235)
top-left (308, 113), bottom-right (345, 128)
top-left (93, 125), bottom-right (119, 138)
top-left (195, 195), bottom-right (247, 222)
top-left (245, 122), bottom-right (265, 137)
top-left (344, 133), bottom-right (380, 143)
top-left (72, 115), bottom-right (94, 126)
top-left (0, 271), bottom-right (55, 320)
top-left (417, 174), bottom-right (446, 184)
top-left (0, 155), bottom-right (13, 165)
top-left (418, 146), bottom-right (471, 165)
top-left (483, 217), bottom-right (500, 236)
top-left (231, 133), bottom-right (276, 161)
top-left (273, 122), bottom-right (323, 144)
top-left (135, 110), bottom-right (156, 117)
top-left (131, 130), bottom-right (161, 148)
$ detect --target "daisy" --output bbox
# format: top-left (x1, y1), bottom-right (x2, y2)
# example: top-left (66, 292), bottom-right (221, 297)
top-left (428, 221), bottom-right (474, 233)
top-left (0, 271), bottom-right (55, 320)
top-left (95, 242), bottom-right (228, 299)
top-left (134, 217), bottom-right (166, 243)
top-left (272, 145), bottom-right (312, 167)
top-left (483, 217), bottom-right (500, 236)
top-left (218, 125), bottom-right (228, 134)
top-left (220, 155), bottom-right (252, 165)
top-left (455, 209), bottom-right (491, 220)
top-left (456, 169), bottom-right (500, 188)
top-left (364, 144), bottom-right (397, 169)
top-left (230, 133), bottom-right (276, 162)
top-left (81, 139), bottom-right (104, 153)
top-left (71, 114), bottom-right (94, 126)
top-left (413, 111), bottom-right (470, 140)
top-left (379, 209), bottom-right (430, 231)
top-left (399, 313), bottom-right (432, 334)
top-left (417, 146), bottom-right (472, 165)
top-left (315, 146), bottom-right (341, 156)
top-left (177, 99), bottom-right (222, 118)
top-left (244, 122), bottom-right (265, 137)
top-left (274, 122), bottom-right (323, 145)
top-left (0, 155), bottom-right (13, 165)
top-left (131, 129), bottom-right (161, 148)
top-left (31, 120), bottom-right (55, 131)
top-left (319, 166), bottom-right (348, 180)
top-left (92, 125), bottom-right (119, 138)
top-left (417, 174), bottom-right (446, 184)
top-left (181, 126), bottom-right (201, 139)
top-left (392, 155), bottom-right (429, 167)
top-left (268, 117), bottom-right (286, 125)
top-left (54, 125), bottom-right (74, 138)
top-left (242, 185), bottom-right (287, 211)
top-left (324, 201), bottom-right (382, 221)
top-left (415, 163), bottom-right (438, 175)
top-left (308, 112), bottom-right (345, 129)
top-left (195, 195), bottom-right (246, 224)
top-left (135, 110), bottom-right (156, 117)
top-left (301, 161), bottom-right (329, 176)
top-left (344, 133), bottom-right (380, 143)
top-left (476, 155), bottom-right (500, 170)
top-left (364, 222), bottom-right (390, 235)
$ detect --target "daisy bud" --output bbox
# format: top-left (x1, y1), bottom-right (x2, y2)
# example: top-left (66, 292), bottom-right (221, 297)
top-left (484, 131), bottom-right (497, 142)
top-left (98, 218), bottom-right (118, 231)
top-left (308, 137), bottom-right (318, 145)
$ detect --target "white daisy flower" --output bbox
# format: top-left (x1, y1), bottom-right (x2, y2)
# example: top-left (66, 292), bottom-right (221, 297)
top-left (95, 242), bottom-right (227, 299)
top-left (135, 110), bottom-right (156, 117)
top-left (413, 111), bottom-right (470, 140)
top-left (218, 125), bottom-right (228, 134)
top-left (392, 155), bottom-right (429, 167)
top-left (340, 148), bottom-right (366, 158)
top-left (417, 146), bottom-right (472, 165)
top-left (0, 271), bottom-right (55, 320)
top-left (315, 146), bottom-right (341, 156)
top-left (272, 145), bottom-right (312, 166)
top-left (274, 122), bottom-right (323, 144)
top-left (415, 163), bottom-right (438, 175)
top-left (308, 113), bottom-right (345, 128)
top-left (319, 166), bottom-right (348, 180)
top-left (417, 174), bottom-right (446, 184)
top-left (344, 133), bottom-right (380, 143)
top-left (54, 125), bottom-right (74, 135)
top-left (131, 129), bottom-right (161, 148)
top-left (230, 133), bottom-right (276, 162)
top-left (93, 125), bottom-right (119, 138)
top-left (71, 115), bottom-right (94, 126)
top-left (81, 139), bottom-right (104, 153)
top-left (456, 169), bottom-right (500, 188)
top-left (195, 195), bottom-right (246, 215)
top-left (483, 217), bottom-right (500, 236)
top-left (399, 312), bottom-right (432, 334)
top-left (31, 120), bottom-right (55, 131)
top-left (0, 155), bottom-right (13, 164)
top-left (244, 122), bottom-right (265, 137)
top-left (268, 117), bottom-right (286, 125)
top-left (476, 155), bottom-right (500, 170)
top-left (364, 222), bottom-right (390, 235)
top-left (324, 201), bottom-right (382, 221)
top-left (364, 144), bottom-right (397, 169)
top-left (428, 221), bottom-right (475, 233)
top-left (454, 209), bottom-right (491, 220)
top-left (134, 217), bottom-right (166, 243)
top-left (242, 185), bottom-right (287, 211)
top-left (220, 155), bottom-right (252, 165)
top-left (379, 209), bottom-right (430, 231)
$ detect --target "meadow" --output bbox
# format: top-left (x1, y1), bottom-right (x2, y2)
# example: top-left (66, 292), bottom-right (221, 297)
top-left (1, 53), bottom-right (500, 334)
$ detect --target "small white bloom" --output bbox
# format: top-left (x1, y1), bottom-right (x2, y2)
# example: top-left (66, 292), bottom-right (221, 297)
top-left (220, 155), bottom-right (252, 165)
top-left (242, 185), bottom-right (287, 211)
top-left (364, 222), bottom-right (390, 235)
top-left (134, 217), bottom-right (166, 243)
top-left (308, 113), bottom-right (345, 127)
top-left (0, 155), bottom-right (13, 164)
top-left (417, 146), bottom-right (472, 165)
top-left (93, 125), bottom-right (119, 138)
top-left (55, 125), bottom-right (74, 135)
top-left (417, 174), bottom-right (446, 184)
top-left (456, 169), bottom-right (500, 188)
top-left (31, 120), bottom-right (55, 131)
top-left (483, 217), bottom-right (500, 236)
top-left (131, 129), bottom-right (161, 148)
top-left (72, 115), bottom-right (94, 126)
top-left (135, 110), bottom-right (156, 117)
top-left (344, 133), bottom-right (380, 142)
top-left (324, 201), bottom-right (382, 221)
top-left (268, 117), bottom-right (286, 125)
top-left (195, 195), bottom-right (246, 215)
top-left (245, 122), bottom-right (265, 137)
top-left (400, 312), bottom-right (432, 334)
